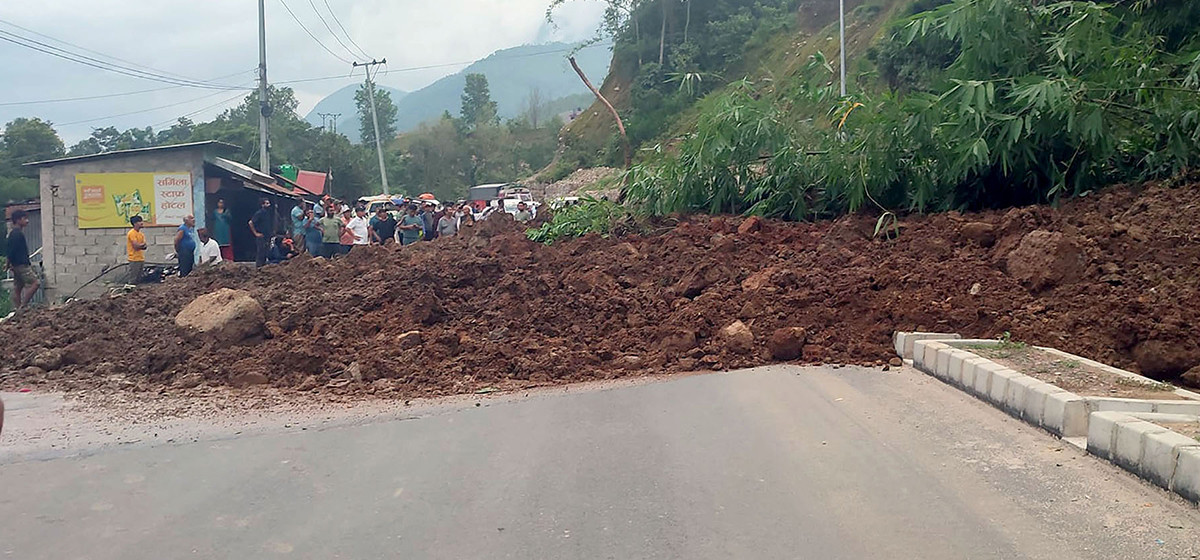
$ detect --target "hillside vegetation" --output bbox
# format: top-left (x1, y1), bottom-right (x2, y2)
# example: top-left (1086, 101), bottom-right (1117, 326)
top-left (547, 0), bottom-right (1200, 223)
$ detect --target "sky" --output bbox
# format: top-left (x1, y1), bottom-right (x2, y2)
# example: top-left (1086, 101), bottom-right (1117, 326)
top-left (0, 0), bottom-right (605, 144)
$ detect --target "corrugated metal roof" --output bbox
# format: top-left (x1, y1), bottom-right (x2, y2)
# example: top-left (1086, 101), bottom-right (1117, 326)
top-left (24, 141), bottom-right (239, 167)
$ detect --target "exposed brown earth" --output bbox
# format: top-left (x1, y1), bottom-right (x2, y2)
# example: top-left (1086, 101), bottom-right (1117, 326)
top-left (2, 182), bottom-right (1199, 399)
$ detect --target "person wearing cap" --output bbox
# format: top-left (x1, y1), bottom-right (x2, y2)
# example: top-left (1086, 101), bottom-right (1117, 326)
top-left (126, 215), bottom-right (148, 284)
top-left (398, 204), bottom-right (424, 246)
top-left (6, 209), bottom-right (39, 311)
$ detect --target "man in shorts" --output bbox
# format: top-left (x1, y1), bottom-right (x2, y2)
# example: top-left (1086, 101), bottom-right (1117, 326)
top-left (6, 209), bottom-right (39, 311)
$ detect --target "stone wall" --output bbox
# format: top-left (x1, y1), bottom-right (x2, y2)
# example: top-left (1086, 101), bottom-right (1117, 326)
top-left (39, 150), bottom-right (207, 300)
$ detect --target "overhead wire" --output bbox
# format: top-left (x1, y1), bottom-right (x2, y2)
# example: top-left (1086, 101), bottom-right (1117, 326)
top-left (57, 83), bottom-right (256, 127)
top-left (0, 18), bottom-right (220, 85)
top-left (0, 31), bottom-right (245, 90)
top-left (322, 0), bottom-right (372, 60)
top-left (307, 0), bottom-right (365, 62)
top-left (275, 0), bottom-right (354, 64)
top-left (0, 69), bottom-right (257, 107)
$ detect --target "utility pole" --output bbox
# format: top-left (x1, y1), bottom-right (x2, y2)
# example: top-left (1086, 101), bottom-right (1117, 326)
top-left (317, 112), bottom-right (342, 135)
top-left (257, 0), bottom-right (270, 172)
top-left (839, 0), bottom-right (846, 97)
top-left (353, 59), bottom-right (389, 195)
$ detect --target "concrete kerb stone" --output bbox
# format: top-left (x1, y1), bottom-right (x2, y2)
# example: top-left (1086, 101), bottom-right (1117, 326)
top-left (915, 340), bottom-right (951, 373)
top-left (988, 368), bottom-right (1021, 407)
top-left (894, 332), bottom-right (962, 360)
top-left (1023, 382), bottom-right (1066, 427)
top-left (1112, 420), bottom-right (1168, 472)
top-left (946, 350), bottom-right (975, 385)
top-left (1142, 431), bottom-right (1200, 489)
top-left (960, 357), bottom-right (988, 392)
top-left (973, 361), bottom-right (1003, 398)
top-left (1004, 376), bottom-right (1043, 419)
top-left (1172, 446), bottom-right (1200, 503)
top-left (1087, 398), bottom-right (1157, 414)
top-left (1043, 391), bottom-right (1089, 437)
top-left (1087, 411), bottom-right (1138, 461)
top-left (935, 349), bottom-right (953, 380)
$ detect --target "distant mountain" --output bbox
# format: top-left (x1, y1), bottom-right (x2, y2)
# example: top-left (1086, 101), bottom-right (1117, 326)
top-left (304, 84), bottom-right (408, 142)
top-left (305, 42), bottom-right (611, 142)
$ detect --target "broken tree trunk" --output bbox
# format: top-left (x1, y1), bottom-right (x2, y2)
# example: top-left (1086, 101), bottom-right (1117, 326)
top-left (569, 56), bottom-right (632, 171)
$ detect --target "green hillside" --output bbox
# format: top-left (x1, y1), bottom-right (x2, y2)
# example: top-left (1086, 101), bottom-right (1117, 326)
top-left (547, 0), bottom-right (1200, 220)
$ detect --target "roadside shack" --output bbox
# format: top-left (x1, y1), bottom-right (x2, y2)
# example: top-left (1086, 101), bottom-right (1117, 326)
top-left (27, 141), bottom-right (301, 301)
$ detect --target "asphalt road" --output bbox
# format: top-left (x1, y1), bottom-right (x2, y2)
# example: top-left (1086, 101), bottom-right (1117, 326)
top-left (2, 365), bottom-right (1198, 559)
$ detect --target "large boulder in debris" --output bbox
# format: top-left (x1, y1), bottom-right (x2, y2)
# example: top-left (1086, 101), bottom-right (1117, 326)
top-left (721, 320), bottom-right (755, 354)
top-left (960, 222), bottom-right (997, 247)
top-left (1005, 230), bottom-right (1087, 291)
top-left (1182, 365), bottom-right (1200, 388)
top-left (1133, 339), bottom-right (1200, 380)
top-left (175, 288), bottom-right (266, 344)
top-left (768, 327), bottom-right (808, 361)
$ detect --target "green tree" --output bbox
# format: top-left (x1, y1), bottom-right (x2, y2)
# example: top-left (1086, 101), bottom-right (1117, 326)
top-left (354, 80), bottom-right (398, 147)
top-left (1, 117), bottom-right (64, 176)
top-left (459, 73), bottom-right (499, 131)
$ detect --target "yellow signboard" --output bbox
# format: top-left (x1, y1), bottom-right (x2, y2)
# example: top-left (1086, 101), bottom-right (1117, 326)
top-left (75, 173), bottom-right (194, 229)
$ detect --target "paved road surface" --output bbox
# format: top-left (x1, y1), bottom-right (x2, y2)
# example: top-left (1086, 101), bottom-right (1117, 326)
top-left (2, 366), bottom-right (1198, 559)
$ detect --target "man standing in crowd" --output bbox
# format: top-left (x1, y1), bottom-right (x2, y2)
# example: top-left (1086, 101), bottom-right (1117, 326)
top-left (303, 207), bottom-right (323, 256)
top-left (211, 198), bottom-right (233, 262)
top-left (197, 227), bottom-right (222, 267)
top-left (420, 202), bottom-right (436, 241)
top-left (6, 209), bottom-right (39, 312)
top-left (370, 207), bottom-right (398, 245)
top-left (399, 204), bottom-right (424, 246)
top-left (249, 198), bottom-right (275, 268)
top-left (290, 202), bottom-right (307, 254)
top-left (347, 207), bottom-right (371, 251)
top-left (339, 207), bottom-right (356, 254)
top-left (174, 214), bottom-right (197, 277)
top-left (126, 215), bottom-right (147, 283)
top-left (437, 207), bottom-right (459, 238)
top-left (319, 207), bottom-right (344, 258)
top-left (514, 202), bottom-right (533, 223)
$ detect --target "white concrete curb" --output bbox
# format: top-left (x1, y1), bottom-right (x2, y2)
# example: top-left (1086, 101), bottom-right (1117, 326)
top-left (907, 336), bottom-right (1089, 438)
top-left (896, 331), bottom-right (1200, 504)
top-left (1087, 411), bottom-right (1200, 503)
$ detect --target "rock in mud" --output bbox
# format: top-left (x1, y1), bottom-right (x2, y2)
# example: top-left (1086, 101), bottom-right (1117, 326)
top-left (30, 349), bottom-right (64, 371)
top-left (1005, 230), bottom-right (1087, 291)
top-left (1133, 340), bottom-right (1200, 379)
top-left (737, 216), bottom-right (764, 235)
top-left (768, 327), bottom-right (808, 360)
top-left (397, 331), bottom-right (424, 349)
top-left (229, 372), bottom-right (269, 388)
top-left (661, 329), bottom-right (698, 353)
top-left (960, 222), bottom-right (997, 247)
top-left (721, 320), bottom-right (755, 354)
top-left (175, 288), bottom-right (265, 344)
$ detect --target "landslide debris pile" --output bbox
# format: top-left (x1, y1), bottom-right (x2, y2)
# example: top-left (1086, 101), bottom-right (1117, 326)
top-left (4, 184), bottom-right (1200, 398)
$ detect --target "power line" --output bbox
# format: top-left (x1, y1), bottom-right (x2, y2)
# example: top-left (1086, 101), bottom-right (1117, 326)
top-left (273, 41), bottom-right (612, 86)
top-left (150, 92), bottom-right (251, 129)
top-left (0, 18), bottom-right (221, 85)
top-left (57, 84), bottom-right (256, 127)
top-left (307, 0), bottom-right (365, 62)
top-left (0, 69), bottom-right (257, 107)
top-left (0, 30), bottom-right (244, 90)
top-left (322, 0), bottom-right (372, 60)
top-left (275, 0), bottom-right (354, 64)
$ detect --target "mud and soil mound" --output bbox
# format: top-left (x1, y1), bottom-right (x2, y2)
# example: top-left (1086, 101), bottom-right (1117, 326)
top-left (3, 183), bottom-right (1199, 398)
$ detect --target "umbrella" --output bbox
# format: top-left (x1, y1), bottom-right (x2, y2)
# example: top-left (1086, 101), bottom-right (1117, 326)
top-left (418, 193), bottom-right (436, 200)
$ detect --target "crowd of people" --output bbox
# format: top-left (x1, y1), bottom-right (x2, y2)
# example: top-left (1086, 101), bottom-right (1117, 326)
top-left (117, 194), bottom-right (536, 283)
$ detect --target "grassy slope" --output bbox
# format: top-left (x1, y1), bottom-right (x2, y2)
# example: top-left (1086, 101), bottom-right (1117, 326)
top-left (547, 0), bottom-right (907, 175)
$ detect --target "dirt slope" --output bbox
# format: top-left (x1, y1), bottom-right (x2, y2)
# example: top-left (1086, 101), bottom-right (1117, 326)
top-left (3, 183), bottom-right (1198, 398)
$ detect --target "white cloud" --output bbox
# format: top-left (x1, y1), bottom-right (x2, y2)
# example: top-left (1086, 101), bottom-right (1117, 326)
top-left (0, 0), bottom-right (604, 142)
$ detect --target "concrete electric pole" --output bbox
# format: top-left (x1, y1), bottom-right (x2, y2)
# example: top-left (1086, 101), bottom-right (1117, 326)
top-left (839, 0), bottom-right (846, 97)
top-left (353, 59), bottom-right (389, 195)
top-left (258, 0), bottom-right (270, 172)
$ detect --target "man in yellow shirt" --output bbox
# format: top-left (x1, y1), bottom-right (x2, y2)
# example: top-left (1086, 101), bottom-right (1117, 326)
top-left (126, 215), bottom-right (148, 284)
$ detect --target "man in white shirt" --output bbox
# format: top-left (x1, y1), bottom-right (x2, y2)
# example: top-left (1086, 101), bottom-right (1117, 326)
top-left (197, 228), bottom-right (223, 266)
top-left (347, 207), bottom-right (371, 248)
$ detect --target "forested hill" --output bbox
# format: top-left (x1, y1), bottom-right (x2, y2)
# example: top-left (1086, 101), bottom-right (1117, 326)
top-left (303, 41), bottom-right (611, 141)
